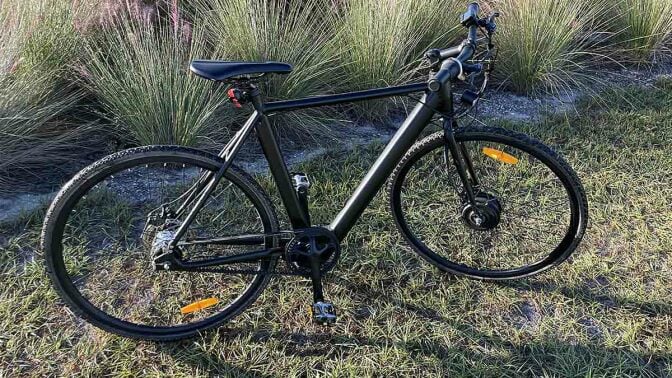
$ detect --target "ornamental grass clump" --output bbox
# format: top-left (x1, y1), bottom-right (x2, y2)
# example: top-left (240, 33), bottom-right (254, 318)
top-left (195, 0), bottom-right (340, 142)
top-left (494, 0), bottom-right (613, 95)
top-left (82, 11), bottom-right (231, 147)
top-left (0, 0), bottom-right (91, 193)
top-left (334, 0), bottom-right (462, 119)
top-left (612, 0), bottom-right (672, 63)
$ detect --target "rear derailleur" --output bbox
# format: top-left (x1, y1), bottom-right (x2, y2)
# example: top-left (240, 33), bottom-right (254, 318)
top-left (141, 207), bottom-right (183, 271)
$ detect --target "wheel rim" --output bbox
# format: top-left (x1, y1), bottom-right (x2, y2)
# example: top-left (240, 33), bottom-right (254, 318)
top-left (393, 133), bottom-right (582, 277)
top-left (49, 152), bottom-right (274, 333)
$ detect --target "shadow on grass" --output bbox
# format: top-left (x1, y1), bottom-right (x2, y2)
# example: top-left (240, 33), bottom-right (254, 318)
top-left (501, 280), bottom-right (672, 317)
top-left (155, 274), bottom-right (670, 376)
top-left (156, 341), bottom-right (276, 378)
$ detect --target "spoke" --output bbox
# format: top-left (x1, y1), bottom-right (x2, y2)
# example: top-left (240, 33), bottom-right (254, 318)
top-left (495, 228), bottom-right (555, 246)
top-left (502, 206), bottom-right (570, 222)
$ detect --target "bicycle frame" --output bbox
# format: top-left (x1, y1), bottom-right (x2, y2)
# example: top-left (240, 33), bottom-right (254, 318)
top-left (165, 79), bottom-right (477, 270)
top-left (265, 82), bottom-right (440, 239)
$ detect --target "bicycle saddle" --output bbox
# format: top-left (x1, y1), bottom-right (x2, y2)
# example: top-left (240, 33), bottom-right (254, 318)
top-left (189, 60), bottom-right (293, 81)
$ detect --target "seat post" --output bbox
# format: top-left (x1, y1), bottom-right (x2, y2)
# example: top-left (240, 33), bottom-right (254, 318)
top-left (249, 83), bottom-right (311, 229)
top-left (247, 84), bottom-right (264, 113)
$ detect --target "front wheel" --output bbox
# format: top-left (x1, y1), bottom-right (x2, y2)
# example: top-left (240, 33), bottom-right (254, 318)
top-left (389, 127), bottom-right (587, 280)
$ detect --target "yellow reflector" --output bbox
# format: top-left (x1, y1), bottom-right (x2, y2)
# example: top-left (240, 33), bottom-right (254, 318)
top-left (180, 298), bottom-right (219, 314)
top-left (482, 147), bottom-right (519, 165)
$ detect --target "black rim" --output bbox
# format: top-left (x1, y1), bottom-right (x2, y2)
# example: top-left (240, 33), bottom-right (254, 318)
top-left (46, 149), bottom-right (276, 337)
top-left (391, 131), bottom-right (584, 279)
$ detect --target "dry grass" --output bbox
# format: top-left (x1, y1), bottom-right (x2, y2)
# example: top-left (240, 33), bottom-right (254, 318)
top-left (1, 85), bottom-right (671, 376)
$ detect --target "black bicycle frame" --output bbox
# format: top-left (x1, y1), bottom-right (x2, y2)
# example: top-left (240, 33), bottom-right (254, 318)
top-left (265, 82), bottom-right (442, 239)
top-left (167, 79), bottom-right (478, 269)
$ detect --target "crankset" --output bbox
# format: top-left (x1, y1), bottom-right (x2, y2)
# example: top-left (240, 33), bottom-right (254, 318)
top-left (284, 227), bottom-right (340, 276)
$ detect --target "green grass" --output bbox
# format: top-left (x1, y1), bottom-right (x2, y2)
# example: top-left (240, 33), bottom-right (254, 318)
top-left (494, 0), bottom-right (614, 95)
top-left (612, 0), bottom-right (672, 63)
top-left (1, 85), bottom-right (671, 376)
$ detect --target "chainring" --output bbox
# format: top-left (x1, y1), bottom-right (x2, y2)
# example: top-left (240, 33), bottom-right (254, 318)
top-left (284, 227), bottom-right (340, 276)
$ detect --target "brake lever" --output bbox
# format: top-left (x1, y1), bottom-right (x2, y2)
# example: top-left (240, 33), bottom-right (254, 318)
top-left (487, 12), bottom-right (500, 32)
top-left (477, 12), bottom-right (499, 48)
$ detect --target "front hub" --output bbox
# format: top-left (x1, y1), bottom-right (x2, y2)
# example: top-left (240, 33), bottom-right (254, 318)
top-left (461, 191), bottom-right (502, 231)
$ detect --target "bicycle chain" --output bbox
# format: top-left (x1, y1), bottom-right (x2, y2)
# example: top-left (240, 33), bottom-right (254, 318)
top-left (181, 231), bottom-right (307, 276)
top-left (185, 264), bottom-right (306, 276)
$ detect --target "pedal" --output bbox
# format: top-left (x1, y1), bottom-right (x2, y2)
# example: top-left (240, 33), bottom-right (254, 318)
top-left (311, 301), bottom-right (337, 325)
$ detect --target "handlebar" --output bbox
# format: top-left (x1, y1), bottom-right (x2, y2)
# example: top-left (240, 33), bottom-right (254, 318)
top-left (426, 2), bottom-right (498, 90)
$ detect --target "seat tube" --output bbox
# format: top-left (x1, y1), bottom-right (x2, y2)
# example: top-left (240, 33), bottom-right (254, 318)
top-left (251, 91), bottom-right (310, 229)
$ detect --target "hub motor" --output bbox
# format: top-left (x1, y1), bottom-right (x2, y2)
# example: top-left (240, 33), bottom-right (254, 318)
top-left (461, 191), bottom-right (502, 231)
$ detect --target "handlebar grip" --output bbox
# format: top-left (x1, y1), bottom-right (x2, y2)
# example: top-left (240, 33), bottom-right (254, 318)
top-left (460, 2), bottom-right (480, 26)
top-left (467, 2), bottom-right (480, 15)
top-left (439, 46), bottom-right (462, 59)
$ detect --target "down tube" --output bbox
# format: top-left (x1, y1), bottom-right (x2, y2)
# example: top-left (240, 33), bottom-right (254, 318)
top-left (329, 91), bottom-right (440, 240)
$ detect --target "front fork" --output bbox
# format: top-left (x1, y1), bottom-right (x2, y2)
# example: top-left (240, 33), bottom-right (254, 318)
top-left (443, 117), bottom-right (480, 205)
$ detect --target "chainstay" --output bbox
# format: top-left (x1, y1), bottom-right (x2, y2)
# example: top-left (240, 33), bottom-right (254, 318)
top-left (180, 230), bottom-right (326, 276)
top-left (188, 264), bottom-right (307, 276)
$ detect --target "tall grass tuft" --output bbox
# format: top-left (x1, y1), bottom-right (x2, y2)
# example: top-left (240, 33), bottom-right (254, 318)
top-left (336, 0), bottom-right (461, 89)
top-left (195, 0), bottom-right (340, 142)
top-left (334, 0), bottom-right (462, 119)
top-left (18, 0), bottom-right (86, 75)
top-left (494, 0), bottom-right (612, 95)
top-left (612, 0), bottom-right (672, 63)
top-left (82, 12), bottom-right (231, 147)
top-left (0, 0), bottom-right (92, 193)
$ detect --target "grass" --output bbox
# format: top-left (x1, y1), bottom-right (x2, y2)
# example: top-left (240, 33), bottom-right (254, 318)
top-left (612, 0), bottom-right (672, 63)
top-left (1, 85), bottom-right (671, 376)
top-left (494, 0), bottom-right (614, 95)
top-left (0, 0), bottom-right (94, 193)
top-left (195, 0), bottom-right (341, 142)
top-left (82, 12), bottom-right (232, 147)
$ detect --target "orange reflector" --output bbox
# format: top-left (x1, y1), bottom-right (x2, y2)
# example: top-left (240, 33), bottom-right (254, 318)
top-left (180, 298), bottom-right (219, 314)
top-left (482, 147), bottom-right (519, 165)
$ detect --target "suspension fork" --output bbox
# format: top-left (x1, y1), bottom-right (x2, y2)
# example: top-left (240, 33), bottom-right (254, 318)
top-left (443, 117), bottom-right (480, 205)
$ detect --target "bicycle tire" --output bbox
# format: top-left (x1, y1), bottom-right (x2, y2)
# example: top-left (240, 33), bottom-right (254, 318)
top-left (389, 127), bottom-right (588, 280)
top-left (41, 145), bottom-right (279, 341)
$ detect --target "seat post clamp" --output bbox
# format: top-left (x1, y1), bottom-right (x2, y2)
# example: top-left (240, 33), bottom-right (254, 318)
top-left (227, 88), bottom-right (244, 108)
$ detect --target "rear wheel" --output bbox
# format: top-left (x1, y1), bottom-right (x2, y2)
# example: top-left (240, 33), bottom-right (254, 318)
top-left (42, 146), bottom-right (278, 341)
top-left (389, 127), bottom-right (587, 280)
